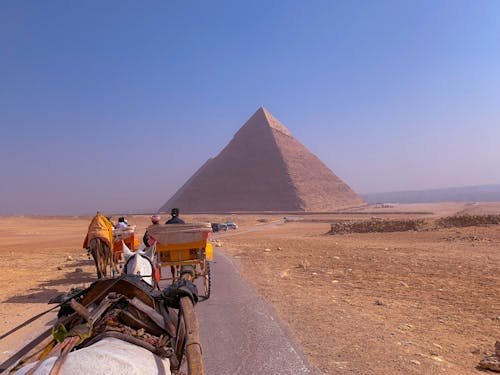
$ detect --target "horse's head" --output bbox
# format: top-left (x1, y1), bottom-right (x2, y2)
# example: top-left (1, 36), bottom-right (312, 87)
top-left (122, 242), bottom-right (156, 286)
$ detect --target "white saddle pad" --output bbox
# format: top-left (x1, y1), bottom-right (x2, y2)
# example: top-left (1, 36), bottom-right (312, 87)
top-left (16, 337), bottom-right (171, 375)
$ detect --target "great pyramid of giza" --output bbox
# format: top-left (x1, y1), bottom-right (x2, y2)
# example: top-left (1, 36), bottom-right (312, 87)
top-left (160, 107), bottom-right (364, 213)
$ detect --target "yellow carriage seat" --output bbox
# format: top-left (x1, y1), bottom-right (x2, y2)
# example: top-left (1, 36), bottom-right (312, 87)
top-left (148, 223), bottom-right (213, 263)
top-left (156, 239), bottom-right (212, 262)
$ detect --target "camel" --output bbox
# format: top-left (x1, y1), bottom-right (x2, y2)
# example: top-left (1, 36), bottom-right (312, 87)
top-left (83, 212), bottom-right (116, 278)
top-left (88, 237), bottom-right (114, 278)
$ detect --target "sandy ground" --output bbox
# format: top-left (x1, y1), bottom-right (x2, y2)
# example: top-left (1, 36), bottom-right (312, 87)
top-left (0, 203), bottom-right (499, 374)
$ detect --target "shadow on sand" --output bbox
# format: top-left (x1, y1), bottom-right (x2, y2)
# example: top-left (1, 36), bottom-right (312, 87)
top-left (4, 264), bottom-right (97, 304)
top-left (65, 258), bottom-right (94, 268)
top-left (38, 269), bottom-right (96, 289)
top-left (3, 288), bottom-right (62, 304)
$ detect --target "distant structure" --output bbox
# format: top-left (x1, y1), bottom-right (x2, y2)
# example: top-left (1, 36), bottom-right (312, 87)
top-left (160, 107), bottom-right (364, 213)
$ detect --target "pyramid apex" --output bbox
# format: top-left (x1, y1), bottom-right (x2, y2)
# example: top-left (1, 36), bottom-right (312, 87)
top-left (255, 106), bottom-right (272, 116)
top-left (249, 106), bottom-right (267, 116)
top-left (260, 107), bottom-right (292, 136)
top-left (243, 106), bottom-right (291, 136)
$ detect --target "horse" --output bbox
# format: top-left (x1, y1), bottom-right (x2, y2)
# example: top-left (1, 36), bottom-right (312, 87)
top-left (122, 242), bottom-right (157, 288)
top-left (9, 238), bottom-right (204, 375)
top-left (14, 244), bottom-right (171, 375)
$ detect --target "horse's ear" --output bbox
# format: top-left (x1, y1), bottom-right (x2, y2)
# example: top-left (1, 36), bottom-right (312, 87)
top-left (122, 241), bottom-right (134, 259)
top-left (143, 244), bottom-right (156, 261)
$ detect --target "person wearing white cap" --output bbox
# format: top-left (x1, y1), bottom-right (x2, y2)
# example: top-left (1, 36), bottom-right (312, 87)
top-left (143, 214), bottom-right (161, 246)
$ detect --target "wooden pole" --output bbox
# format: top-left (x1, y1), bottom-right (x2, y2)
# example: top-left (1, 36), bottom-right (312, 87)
top-left (179, 297), bottom-right (204, 375)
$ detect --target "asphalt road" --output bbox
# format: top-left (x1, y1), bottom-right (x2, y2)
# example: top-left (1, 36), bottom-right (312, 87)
top-left (195, 251), bottom-right (314, 375)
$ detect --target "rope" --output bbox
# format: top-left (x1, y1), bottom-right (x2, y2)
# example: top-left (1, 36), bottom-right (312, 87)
top-left (0, 287), bottom-right (90, 341)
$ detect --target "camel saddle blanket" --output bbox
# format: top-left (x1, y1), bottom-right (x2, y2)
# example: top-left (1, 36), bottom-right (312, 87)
top-left (83, 213), bottom-right (114, 249)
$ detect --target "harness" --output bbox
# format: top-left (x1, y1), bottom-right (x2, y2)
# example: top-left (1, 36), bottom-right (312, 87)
top-left (0, 277), bottom-right (125, 373)
top-left (1, 276), bottom-right (177, 375)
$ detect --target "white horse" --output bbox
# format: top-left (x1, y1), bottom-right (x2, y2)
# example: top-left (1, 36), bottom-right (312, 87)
top-left (122, 242), bottom-right (156, 287)
top-left (15, 244), bottom-right (170, 375)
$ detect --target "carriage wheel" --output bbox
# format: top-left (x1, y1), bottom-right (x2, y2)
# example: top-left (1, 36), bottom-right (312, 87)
top-left (203, 261), bottom-right (211, 299)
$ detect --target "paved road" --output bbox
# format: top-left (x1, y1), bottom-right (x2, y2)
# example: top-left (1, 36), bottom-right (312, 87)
top-left (195, 251), bottom-right (314, 375)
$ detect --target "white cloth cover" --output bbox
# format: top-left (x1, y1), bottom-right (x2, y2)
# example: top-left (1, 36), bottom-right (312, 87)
top-left (16, 337), bottom-right (171, 375)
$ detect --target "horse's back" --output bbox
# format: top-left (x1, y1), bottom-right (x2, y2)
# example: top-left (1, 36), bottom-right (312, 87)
top-left (16, 338), bottom-right (171, 375)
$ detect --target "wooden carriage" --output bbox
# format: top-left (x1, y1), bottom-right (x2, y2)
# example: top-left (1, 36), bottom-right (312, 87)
top-left (112, 226), bottom-right (139, 263)
top-left (146, 223), bottom-right (213, 299)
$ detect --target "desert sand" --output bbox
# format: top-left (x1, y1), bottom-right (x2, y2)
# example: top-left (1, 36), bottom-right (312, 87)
top-left (0, 202), bottom-right (499, 374)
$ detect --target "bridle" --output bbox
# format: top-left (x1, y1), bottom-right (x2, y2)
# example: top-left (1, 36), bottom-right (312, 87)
top-left (123, 253), bottom-right (155, 279)
top-left (122, 252), bottom-right (160, 290)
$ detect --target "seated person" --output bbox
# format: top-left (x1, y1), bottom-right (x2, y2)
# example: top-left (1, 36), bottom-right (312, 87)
top-left (143, 214), bottom-right (161, 246)
top-left (165, 208), bottom-right (185, 224)
top-left (115, 217), bottom-right (129, 228)
top-left (165, 208), bottom-right (184, 279)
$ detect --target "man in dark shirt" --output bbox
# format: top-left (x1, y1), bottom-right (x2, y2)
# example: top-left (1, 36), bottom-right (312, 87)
top-left (165, 208), bottom-right (184, 279)
top-left (166, 208), bottom-right (185, 224)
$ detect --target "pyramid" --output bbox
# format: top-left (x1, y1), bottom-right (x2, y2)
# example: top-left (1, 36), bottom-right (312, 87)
top-left (160, 107), bottom-right (364, 213)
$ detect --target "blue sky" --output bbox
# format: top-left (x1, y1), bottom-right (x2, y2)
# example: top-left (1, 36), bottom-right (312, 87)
top-left (1, 1), bottom-right (499, 215)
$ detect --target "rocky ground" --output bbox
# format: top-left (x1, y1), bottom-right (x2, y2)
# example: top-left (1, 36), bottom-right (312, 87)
top-left (0, 203), bottom-right (499, 374)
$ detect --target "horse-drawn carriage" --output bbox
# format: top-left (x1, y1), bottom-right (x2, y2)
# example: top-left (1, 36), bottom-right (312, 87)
top-left (1, 220), bottom-right (212, 375)
top-left (112, 225), bottom-right (139, 263)
top-left (147, 223), bottom-right (213, 299)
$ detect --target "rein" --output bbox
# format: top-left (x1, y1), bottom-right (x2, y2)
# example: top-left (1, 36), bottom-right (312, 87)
top-left (0, 288), bottom-right (89, 341)
top-left (2, 251), bottom-right (158, 373)
top-left (0, 275), bottom-right (127, 373)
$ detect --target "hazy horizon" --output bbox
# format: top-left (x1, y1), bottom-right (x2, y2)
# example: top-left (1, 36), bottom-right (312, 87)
top-left (1, 1), bottom-right (499, 215)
